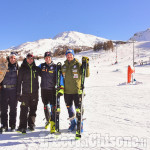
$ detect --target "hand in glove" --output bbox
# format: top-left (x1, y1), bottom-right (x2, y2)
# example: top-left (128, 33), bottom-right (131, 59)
top-left (82, 56), bottom-right (89, 68)
top-left (82, 56), bottom-right (90, 77)
top-left (56, 86), bottom-right (64, 97)
top-left (82, 56), bottom-right (89, 63)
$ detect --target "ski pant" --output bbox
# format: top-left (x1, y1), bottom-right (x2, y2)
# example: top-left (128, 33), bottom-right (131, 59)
top-left (19, 92), bottom-right (38, 129)
top-left (41, 89), bottom-right (56, 122)
top-left (64, 94), bottom-right (82, 118)
top-left (1, 88), bottom-right (18, 128)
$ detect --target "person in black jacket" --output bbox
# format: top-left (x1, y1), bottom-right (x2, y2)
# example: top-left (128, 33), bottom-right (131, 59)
top-left (38, 52), bottom-right (58, 133)
top-left (0, 52), bottom-right (19, 132)
top-left (17, 53), bottom-right (40, 134)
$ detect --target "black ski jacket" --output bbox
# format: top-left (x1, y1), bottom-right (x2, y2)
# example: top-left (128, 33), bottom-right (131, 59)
top-left (17, 58), bottom-right (40, 95)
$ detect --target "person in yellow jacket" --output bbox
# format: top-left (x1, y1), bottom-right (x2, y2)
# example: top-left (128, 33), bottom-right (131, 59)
top-left (59, 49), bottom-right (90, 132)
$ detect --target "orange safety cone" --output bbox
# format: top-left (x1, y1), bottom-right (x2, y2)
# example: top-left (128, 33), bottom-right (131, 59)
top-left (127, 65), bottom-right (135, 83)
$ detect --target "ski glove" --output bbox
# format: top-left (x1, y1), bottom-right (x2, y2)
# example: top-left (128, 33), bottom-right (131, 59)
top-left (82, 56), bottom-right (89, 64)
top-left (56, 86), bottom-right (64, 97)
top-left (82, 56), bottom-right (90, 77)
top-left (81, 56), bottom-right (89, 69)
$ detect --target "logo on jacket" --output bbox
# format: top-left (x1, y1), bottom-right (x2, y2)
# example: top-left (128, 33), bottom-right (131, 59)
top-left (73, 65), bottom-right (77, 68)
top-left (50, 66), bottom-right (54, 70)
top-left (42, 66), bottom-right (46, 69)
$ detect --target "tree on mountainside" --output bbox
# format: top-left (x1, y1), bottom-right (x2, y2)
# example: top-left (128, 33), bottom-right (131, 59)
top-left (94, 40), bottom-right (114, 51)
top-left (93, 42), bottom-right (103, 51)
top-left (54, 45), bottom-right (82, 56)
top-left (106, 40), bottom-right (114, 51)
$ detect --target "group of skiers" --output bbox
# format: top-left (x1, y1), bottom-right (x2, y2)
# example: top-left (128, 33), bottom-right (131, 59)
top-left (0, 49), bottom-right (90, 135)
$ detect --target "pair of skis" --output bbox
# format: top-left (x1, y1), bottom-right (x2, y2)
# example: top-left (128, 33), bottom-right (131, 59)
top-left (75, 56), bottom-right (88, 140)
top-left (55, 62), bottom-right (62, 134)
top-left (55, 57), bottom-right (89, 140)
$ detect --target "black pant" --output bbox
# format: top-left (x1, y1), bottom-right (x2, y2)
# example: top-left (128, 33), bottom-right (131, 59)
top-left (41, 89), bottom-right (56, 122)
top-left (41, 89), bottom-right (56, 105)
top-left (64, 94), bottom-right (81, 118)
top-left (1, 88), bottom-right (18, 127)
top-left (64, 94), bottom-right (80, 107)
top-left (19, 92), bottom-right (38, 129)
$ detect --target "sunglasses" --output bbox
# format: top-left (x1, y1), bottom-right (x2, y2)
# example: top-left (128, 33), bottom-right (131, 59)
top-left (27, 57), bottom-right (34, 60)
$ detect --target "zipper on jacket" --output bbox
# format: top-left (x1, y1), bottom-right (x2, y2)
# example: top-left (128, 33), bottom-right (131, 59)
top-left (31, 67), bottom-right (32, 93)
top-left (33, 70), bottom-right (36, 78)
top-left (28, 64), bottom-right (33, 93)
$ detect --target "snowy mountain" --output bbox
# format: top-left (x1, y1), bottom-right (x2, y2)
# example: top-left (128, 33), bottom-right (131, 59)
top-left (0, 31), bottom-right (109, 57)
top-left (129, 28), bottom-right (150, 41)
top-left (53, 31), bottom-right (108, 47)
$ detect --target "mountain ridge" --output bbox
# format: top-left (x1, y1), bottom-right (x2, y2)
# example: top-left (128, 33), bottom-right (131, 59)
top-left (0, 31), bottom-right (109, 57)
top-left (1, 29), bottom-right (150, 57)
top-left (129, 28), bottom-right (150, 41)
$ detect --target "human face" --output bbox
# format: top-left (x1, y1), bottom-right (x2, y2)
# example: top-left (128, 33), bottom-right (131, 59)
top-left (27, 57), bottom-right (34, 65)
top-left (45, 56), bottom-right (51, 64)
top-left (9, 56), bottom-right (16, 64)
top-left (66, 53), bottom-right (74, 62)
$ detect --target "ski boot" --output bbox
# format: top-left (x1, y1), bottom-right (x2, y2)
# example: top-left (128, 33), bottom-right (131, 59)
top-left (50, 121), bottom-right (55, 134)
top-left (0, 126), bottom-right (8, 133)
top-left (17, 127), bottom-right (26, 134)
top-left (10, 125), bottom-right (16, 132)
top-left (68, 119), bottom-right (77, 132)
top-left (28, 126), bottom-right (35, 131)
top-left (16, 127), bottom-right (22, 133)
top-left (22, 129), bottom-right (26, 134)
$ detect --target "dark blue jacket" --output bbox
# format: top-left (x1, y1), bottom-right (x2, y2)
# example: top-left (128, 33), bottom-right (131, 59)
top-left (2, 59), bottom-right (19, 89)
top-left (39, 62), bottom-right (57, 90)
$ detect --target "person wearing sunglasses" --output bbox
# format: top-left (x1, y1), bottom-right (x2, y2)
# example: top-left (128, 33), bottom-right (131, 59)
top-left (17, 53), bottom-right (40, 134)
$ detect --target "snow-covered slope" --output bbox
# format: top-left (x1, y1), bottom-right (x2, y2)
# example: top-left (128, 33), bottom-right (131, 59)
top-left (129, 28), bottom-right (150, 41)
top-left (0, 41), bottom-right (150, 150)
top-left (1, 31), bottom-right (109, 57)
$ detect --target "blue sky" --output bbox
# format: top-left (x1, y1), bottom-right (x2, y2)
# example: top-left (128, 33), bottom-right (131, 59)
top-left (0, 0), bottom-right (150, 50)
